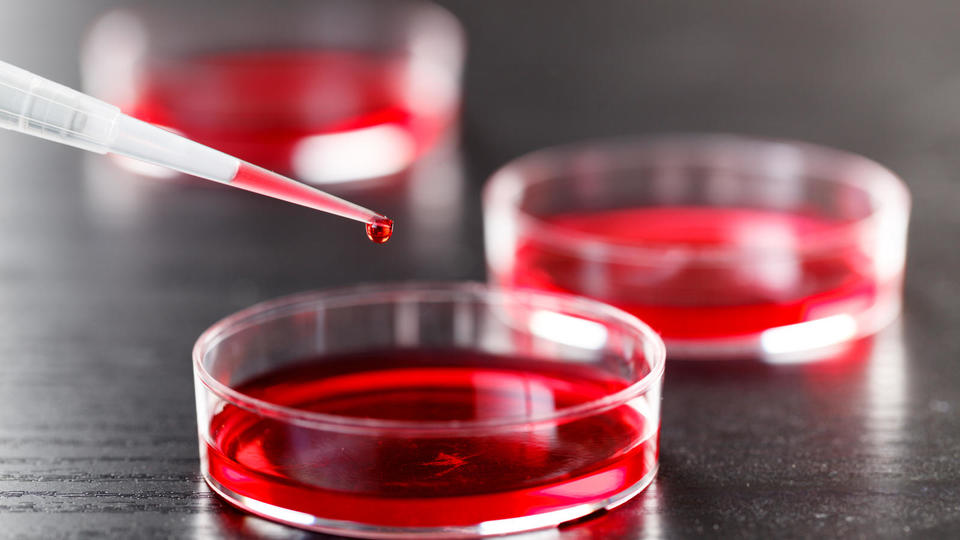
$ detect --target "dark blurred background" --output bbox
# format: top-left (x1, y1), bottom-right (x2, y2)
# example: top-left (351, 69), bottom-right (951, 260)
top-left (0, 1), bottom-right (958, 538)
top-left (3, 1), bottom-right (958, 291)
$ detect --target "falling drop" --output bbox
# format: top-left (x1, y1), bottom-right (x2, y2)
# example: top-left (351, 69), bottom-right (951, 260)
top-left (366, 216), bottom-right (394, 244)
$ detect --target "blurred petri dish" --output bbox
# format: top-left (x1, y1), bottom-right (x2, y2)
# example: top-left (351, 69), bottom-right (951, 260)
top-left (82, 0), bottom-right (464, 186)
top-left (193, 282), bottom-right (664, 538)
top-left (483, 135), bottom-right (910, 361)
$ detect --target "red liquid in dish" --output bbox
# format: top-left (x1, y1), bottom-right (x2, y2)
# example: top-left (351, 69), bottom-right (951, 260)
top-left (503, 207), bottom-right (891, 341)
top-left (127, 50), bottom-right (453, 177)
top-left (204, 349), bottom-right (658, 528)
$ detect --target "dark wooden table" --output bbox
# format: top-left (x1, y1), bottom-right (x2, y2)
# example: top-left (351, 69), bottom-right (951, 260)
top-left (1, 1), bottom-right (959, 538)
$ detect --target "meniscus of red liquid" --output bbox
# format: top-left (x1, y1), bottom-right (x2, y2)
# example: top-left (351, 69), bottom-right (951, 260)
top-left (366, 216), bottom-right (394, 244)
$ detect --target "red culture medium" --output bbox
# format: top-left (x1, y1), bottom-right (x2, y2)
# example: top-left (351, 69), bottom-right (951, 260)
top-left (204, 349), bottom-right (658, 528)
top-left (506, 207), bottom-right (894, 340)
top-left (126, 50), bottom-right (452, 174)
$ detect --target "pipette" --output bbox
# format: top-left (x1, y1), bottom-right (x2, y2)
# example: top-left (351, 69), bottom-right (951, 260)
top-left (0, 60), bottom-right (392, 243)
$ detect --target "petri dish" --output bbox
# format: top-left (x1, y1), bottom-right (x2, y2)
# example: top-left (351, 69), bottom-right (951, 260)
top-left (82, 0), bottom-right (464, 186)
top-left (193, 282), bottom-right (665, 538)
top-left (483, 135), bottom-right (911, 361)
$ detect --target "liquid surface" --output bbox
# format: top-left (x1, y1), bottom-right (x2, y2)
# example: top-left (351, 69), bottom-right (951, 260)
top-left (204, 349), bottom-right (658, 528)
top-left (127, 50), bottom-right (454, 182)
top-left (502, 207), bottom-right (891, 341)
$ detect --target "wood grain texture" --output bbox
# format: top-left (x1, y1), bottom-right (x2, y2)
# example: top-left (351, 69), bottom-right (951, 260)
top-left (1, 0), bottom-right (959, 538)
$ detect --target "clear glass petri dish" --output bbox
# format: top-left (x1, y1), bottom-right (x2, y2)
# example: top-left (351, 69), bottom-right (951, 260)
top-left (193, 282), bottom-right (665, 538)
top-left (483, 135), bottom-right (911, 361)
top-left (82, 0), bottom-right (464, 186)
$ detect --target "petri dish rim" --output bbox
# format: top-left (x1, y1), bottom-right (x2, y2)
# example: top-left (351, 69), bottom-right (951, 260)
top-left (482, 133), bottom-right (912, 264)
top-left (193, 281), bottom-right (666, 435)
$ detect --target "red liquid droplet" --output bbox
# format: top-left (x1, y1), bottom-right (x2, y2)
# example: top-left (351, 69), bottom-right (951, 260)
top-left (366, 217), bottom-right (393, 244)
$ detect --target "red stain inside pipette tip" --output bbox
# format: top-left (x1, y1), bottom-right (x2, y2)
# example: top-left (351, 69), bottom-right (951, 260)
top-left (366, 216), bottom-right (393, 244)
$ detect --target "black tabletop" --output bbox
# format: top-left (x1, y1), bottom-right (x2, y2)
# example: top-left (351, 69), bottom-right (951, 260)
top-left (1, 1), bottom-right (959, 538)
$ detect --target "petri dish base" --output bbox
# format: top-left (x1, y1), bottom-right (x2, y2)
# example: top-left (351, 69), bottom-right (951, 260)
top-left (483, 135), bottom-right (911, 361)
top-left (193, 283), bottom-right (665, 538)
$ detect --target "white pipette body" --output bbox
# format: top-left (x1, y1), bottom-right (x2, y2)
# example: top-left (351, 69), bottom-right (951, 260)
top-left (0, 60), bottom-right (388, 226)
top-left (0, 59), bottom-right (239, 182)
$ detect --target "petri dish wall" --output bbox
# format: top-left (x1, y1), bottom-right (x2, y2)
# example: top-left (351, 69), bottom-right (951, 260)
top-left (483, 135), bottom-right (911, 360)
top-left (193, 282), bottom-right (665, 538)
top-left (81, 0), bottom-right (464, 186)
